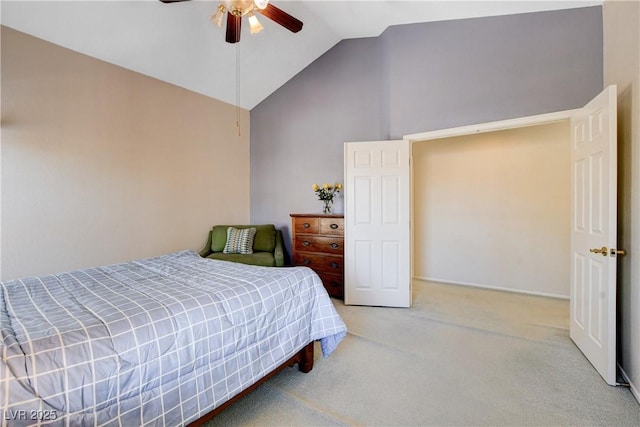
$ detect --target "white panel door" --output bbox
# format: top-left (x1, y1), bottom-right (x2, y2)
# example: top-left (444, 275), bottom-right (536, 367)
top-left (344, 140), bottom-right (411, 307)
top-left (570, 85), bottom-right (619, 385)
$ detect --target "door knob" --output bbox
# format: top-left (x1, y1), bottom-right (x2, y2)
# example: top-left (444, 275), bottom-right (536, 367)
top-left (589, 246), bottom-right (608, 256)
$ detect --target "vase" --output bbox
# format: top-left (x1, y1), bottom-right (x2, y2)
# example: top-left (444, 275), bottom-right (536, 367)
top-left (322, 199), bottom-right (333, 214)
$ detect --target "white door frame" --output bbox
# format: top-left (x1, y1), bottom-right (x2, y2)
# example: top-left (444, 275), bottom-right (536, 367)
top-left (404, 110), bottom-right (580, 143)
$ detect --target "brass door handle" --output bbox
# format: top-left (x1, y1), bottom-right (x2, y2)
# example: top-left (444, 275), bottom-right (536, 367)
top-left (589, 246), bottom-right (608, 256)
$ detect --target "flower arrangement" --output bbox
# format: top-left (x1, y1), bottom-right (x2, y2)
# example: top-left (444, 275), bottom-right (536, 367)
top-left (312, 182), bottom-right (343, 214)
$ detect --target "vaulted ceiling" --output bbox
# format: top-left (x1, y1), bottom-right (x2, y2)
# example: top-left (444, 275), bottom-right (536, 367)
top-left (1, 1), bottom-right (602, 110)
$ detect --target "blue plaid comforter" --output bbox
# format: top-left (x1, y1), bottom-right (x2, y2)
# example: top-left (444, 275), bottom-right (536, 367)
top-left (1, 250), bottom-right (347, 426)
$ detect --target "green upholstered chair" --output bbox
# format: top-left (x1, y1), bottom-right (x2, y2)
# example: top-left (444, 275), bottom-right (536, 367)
top-left (198, 224), bottom-right (284, 267)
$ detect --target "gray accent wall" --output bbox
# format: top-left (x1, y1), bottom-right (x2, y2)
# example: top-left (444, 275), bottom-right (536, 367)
top-left (250, 37), bottom-right (385, 258)
top-left (384, 7), bottom-right (603, 137)
top-left (250, 6), bottom-right (603, 258)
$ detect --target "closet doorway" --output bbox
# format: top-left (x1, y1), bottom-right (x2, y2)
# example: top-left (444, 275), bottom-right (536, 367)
top-left (404, 85), bottom-right (619, 386)
top-left (411, 121), bottom-right (571, 298)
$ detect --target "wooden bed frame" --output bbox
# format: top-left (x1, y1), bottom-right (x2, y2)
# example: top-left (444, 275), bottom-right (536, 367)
top-left (188, 341), bottom-right (315, 425)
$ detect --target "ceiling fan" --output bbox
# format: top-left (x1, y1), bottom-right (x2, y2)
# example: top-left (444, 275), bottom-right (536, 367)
top-left (160, 0), bottom-right (303, 43)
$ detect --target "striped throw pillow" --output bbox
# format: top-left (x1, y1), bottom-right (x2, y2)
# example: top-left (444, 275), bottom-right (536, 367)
top-left (223, 227), bottom-right (257, 254)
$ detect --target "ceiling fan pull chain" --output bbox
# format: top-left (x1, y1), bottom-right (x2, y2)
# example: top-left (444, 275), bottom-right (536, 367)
top-left (236, 42), bottom-right (241, 137)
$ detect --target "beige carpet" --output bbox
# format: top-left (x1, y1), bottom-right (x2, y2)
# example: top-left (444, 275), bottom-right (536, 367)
top-left (206, 280), bottom-right (640, 426)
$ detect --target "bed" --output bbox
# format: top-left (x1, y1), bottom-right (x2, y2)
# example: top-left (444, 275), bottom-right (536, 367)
top-left (1, 250), bottom-right (347, 426)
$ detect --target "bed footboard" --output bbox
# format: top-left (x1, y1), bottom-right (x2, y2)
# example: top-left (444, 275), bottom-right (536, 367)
top-left (188, 341), bottom-right (315, 425)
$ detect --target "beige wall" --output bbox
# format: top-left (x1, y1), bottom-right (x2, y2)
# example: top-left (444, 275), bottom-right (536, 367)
top-left (603, 0), bottom-right (640, 401)
top-left (413, 122), bottom-right (571, 298)
top-left (0, 26), bottom-right (250, 280)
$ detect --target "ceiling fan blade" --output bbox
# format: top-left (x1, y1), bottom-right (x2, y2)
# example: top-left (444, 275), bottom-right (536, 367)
top-left (257, 3), bottom-right (303, 33)
top-left (226, 13), bottom-right (242, 43)
top-left (158, 0), bottom-right (192, 3)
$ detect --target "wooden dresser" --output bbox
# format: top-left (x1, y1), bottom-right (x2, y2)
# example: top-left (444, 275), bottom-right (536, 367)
top-left (290, 213), bottom-right (344, 299)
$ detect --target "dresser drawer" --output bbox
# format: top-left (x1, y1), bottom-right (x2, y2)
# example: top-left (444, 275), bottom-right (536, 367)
top-left (294, 235), bottom-right (343, 254)
top-left (318, 217), bottom-right (344, 235)
top-left (293, 252), bottom-right (343, 274)
top-left (293, 217), bottom-right (319, 234)
top-left (317, 272), bottom-right (344, 299)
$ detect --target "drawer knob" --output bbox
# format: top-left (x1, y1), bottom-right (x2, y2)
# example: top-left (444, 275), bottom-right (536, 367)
top-left (303, 223), bottom-right (310, 228)
top-left (329, 281), bottom-right (340, 288)
top-left (303, 241), bottom-right (311, 246)
top-left (330, 223), bottom-right (339, 229)
top-left (303, 259), bottom-right (311, 265)
top-left (330, 262), bottom-right (339, 269)
top-left (330, 243), bottom-right (339, 249)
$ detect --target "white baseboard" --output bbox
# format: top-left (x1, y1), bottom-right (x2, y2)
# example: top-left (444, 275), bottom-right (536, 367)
top-left (618, 364), bottom-right (640, 404)
top-left (413, 276), bottom-right (570, 300)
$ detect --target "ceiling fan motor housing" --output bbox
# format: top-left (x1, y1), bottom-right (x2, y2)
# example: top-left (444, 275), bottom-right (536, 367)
top-left (222, 0), bottom-right (258, 16)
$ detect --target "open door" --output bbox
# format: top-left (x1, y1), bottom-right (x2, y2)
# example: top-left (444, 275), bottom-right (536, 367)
top-left (570, 85), bottom-right (621, 385)
top-left (344, 140), bottom-right (411, 307)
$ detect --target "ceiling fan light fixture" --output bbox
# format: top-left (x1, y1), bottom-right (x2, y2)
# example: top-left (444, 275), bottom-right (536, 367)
top-left (210, 5), bottom-right (225, 27)
top-left (161, 0), bottom-right (302, 43)
top-left (248, 11), bottom-right (263, 34)
top-left (253, 0), bottom-right (269, 10)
